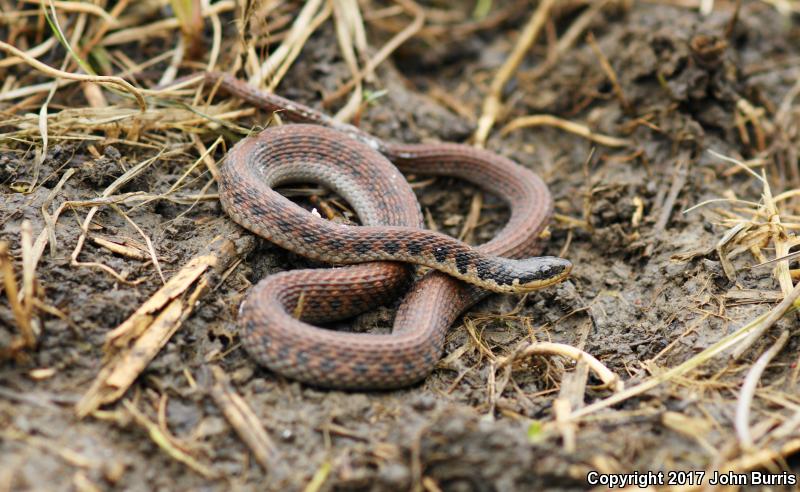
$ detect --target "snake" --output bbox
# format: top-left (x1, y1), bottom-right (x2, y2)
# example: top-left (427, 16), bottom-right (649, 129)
top-left (194, 72), bottom-right (572, 389)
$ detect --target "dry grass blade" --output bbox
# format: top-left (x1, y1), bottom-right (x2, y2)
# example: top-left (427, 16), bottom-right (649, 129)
top-left (0, 241), bottom-right (36, 356)
top-left (0, 40), bottom-right (146, 110)
top-left (305, 461), bottom-right (332, 492)
top-left (30, 192), bottom-right (144, 278)
top-left (99, 0), bottom-right (234, 47)
top-left (499, 114), bottom-right (632, 147)
top-left (1, 427), bottom-right (94, 468)
top-left (40, 168), bottom-right (75, 257)
top-left (735, 330), bottom-right (790, 449)
top-left (205, 0), bottom-right (223, 72)
top-left (0, 37), bottom-right (57, 69)
top-left (123, 400), bottom-right (218, 479)
top-left (324, 0), bottom-right (425, 115)
top-left (731, 277), bottom-right (800, 359)
top-left (473, 0), bottom-right (555, 146)
top-left (170, 0), bottom-right (204, 59)
top-left (248, 0), bottom-right (327, 88)
top-left (651, 157), bottom-right (689, 237)
top-left (586, 31), bottom-right (631, 114)
top-left (0, 49), bottom-right (174, 102)
top-left (111, 204), bottom-right (165, 284)
top-left (22, 0), bottom-right (118, 24)
top-left (331, 0), bottom-right (367, 122)
top-left (268, 3), bottom-right (333, 92)
top-left (496, 341), bottom-right (624, 392)
top-left (19, 220), bottom-right (39, 339)
top-left (523, 0), bottom-right (611, 81)
top-left (458, 192), bottom-right (483, 242)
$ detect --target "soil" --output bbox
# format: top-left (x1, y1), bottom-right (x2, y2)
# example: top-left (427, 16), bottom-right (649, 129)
top-left (2, 1), bottom-right (800, 491)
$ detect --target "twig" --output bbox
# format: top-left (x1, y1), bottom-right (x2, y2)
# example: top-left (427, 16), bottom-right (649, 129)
top-left (209, 366), bottom-right (279, 471)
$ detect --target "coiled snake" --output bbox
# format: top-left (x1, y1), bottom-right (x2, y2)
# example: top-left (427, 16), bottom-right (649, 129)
top-left (197, 72), bottom-right (571, 389)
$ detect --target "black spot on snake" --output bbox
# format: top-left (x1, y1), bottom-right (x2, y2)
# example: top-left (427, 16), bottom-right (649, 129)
top-left (382, 240), bottom-right (400, 254)
top-left (455, 252), bottom-right (470, 274)
top-left (320, 358), bottom-right (337, 372)
top-left (406, 240), bottom-right (423, 255)
top-left (261, 335), bottom-right (272, 348)
top-left (476, 262), bottom-right (491, 280)
top-left (326, 237), bottom-right (345, 249)
top-left (380, 363), bottom-right (394, 374)
top-left (496, 272), bottom-right (514, 286)
top-left (296, 351), bottom-right (309, 365)
top-left (328, 298), bottom-right (342, 311)
top-left (278, 346), bottom-right (291, 361)
top-left (433, 247), bottom-right (448, 263)
top-left (275, 219), bottom-right (293, 233)
top-left (352, 362), bottom-right (368, 375)
top-left (250, 201), bottom-right (270, 217)
top-left (353, 242), bottom-right (371, 255)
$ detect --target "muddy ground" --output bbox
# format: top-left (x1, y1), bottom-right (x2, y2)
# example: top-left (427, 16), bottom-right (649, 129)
top-left (2, 1), bottom-right (800, 491)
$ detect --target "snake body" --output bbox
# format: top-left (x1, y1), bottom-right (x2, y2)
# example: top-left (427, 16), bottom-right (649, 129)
top-left (206, 72), bottom-right (571, 388)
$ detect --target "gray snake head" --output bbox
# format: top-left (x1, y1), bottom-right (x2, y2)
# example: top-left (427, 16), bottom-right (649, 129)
top-left (505, 256), bottom-right (572, 292)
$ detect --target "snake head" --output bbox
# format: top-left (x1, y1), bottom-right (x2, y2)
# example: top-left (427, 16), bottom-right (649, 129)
top-left (510, 256), bottom-right (572, 292)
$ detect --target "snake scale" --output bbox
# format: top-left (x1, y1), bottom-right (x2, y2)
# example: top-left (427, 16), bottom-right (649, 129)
top-left (198, 72), bottom-right (572, 389)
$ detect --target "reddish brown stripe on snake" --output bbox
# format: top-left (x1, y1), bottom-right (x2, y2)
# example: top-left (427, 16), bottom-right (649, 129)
top-left (202, 72), bottom-right (571, 389)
